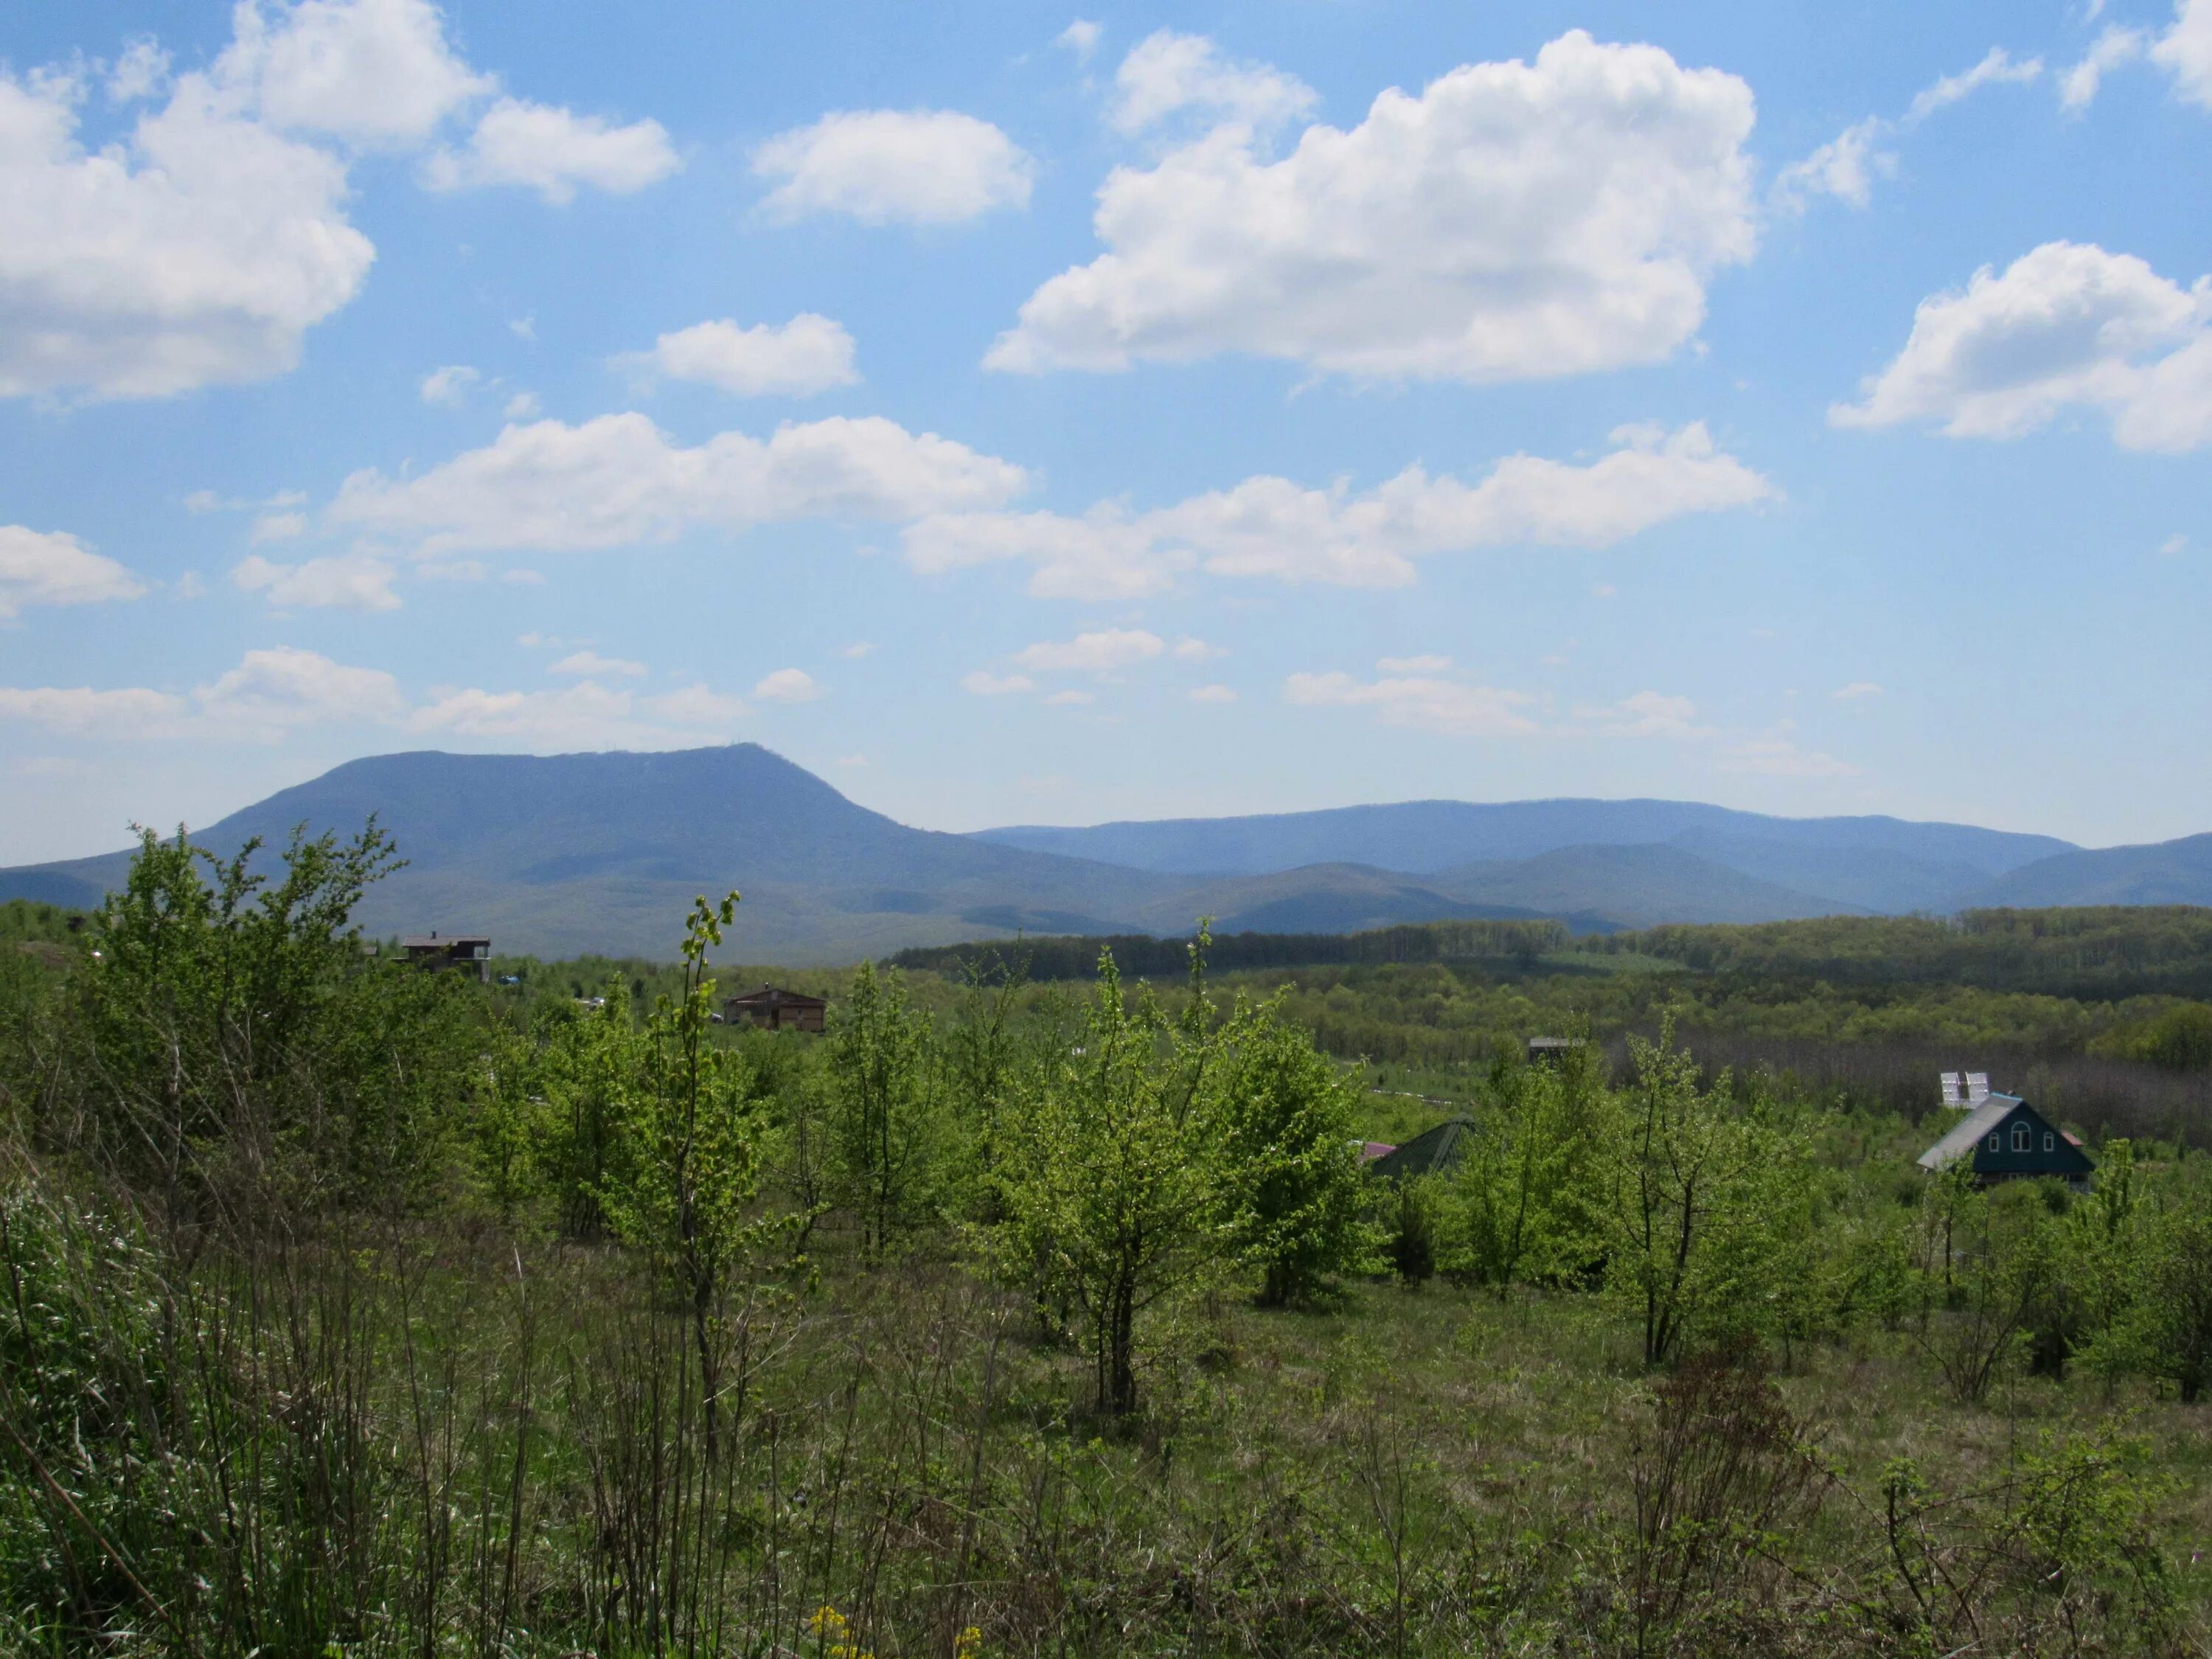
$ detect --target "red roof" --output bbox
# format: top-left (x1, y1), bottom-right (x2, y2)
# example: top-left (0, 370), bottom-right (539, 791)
top-left (1360, 1141), bottom-right (1397, 1161)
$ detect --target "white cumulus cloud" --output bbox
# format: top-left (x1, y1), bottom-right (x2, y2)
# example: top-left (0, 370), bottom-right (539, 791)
top-left (1775, 47), bottom-right (2039, 212)
top-left (0, 63), bottom-right (375, 398)
top-left (988, 30), bottom-right (1756, 381)
top-left (622, 315), bottom-right (859, 397)
top-left (1057, 21), bottom-right (1102, 62)
top-left (0, 686), bottom-right (183, 736)
top-left (753, 110), bottom-right (1034, 224)
top-left (1110, 29), bottom-right (1318, 134)
top-left (1717, 726), bottom-right (1856, 777)
top-left (1832, 240), bottom-right (2212, 451)
top-left (232, 552), bottom-right (400, 611)
top-left (411, 678), bottom-right (735, 748)
top-left (423, 97), bottom-right (679, 202)
top-left (2154, 0), bottom-right (2212, 105)
top-left (1580, 689), bottom-right (1703, 737)
top-left (906, 422), bottom-right (1773, 598)
top-left (1283, 669), bottom-right (1537, 737)
top-left (219, 0), bottom-right (491, 147)
top-left (549, 650), bottom-right (646, 678)
top-left (1013, 628), bottom-right (1164, 673)
top-left (0, 526), bottom-right (147, 619)
top-left (330, 412), bottom-right (1029, 554)
top-left (2061, 27), bottom-right (2149, 111)
top-left (961, 670), bottom-right (1034, 695)
top-left (197, 646), bottom-right (405, 730)
top-left (752, 667), bottom-right (820, 702)
top-left (420, 364), bottom-right (480, 403)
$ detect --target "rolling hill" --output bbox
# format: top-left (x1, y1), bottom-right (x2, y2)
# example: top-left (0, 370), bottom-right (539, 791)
top-left (3, 744), bottom-right (2204, 959)
top-left (970, 798), bottom-right (2073, 912)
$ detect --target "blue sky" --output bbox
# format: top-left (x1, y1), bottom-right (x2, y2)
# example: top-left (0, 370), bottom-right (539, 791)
top-left (4, 0), bottom-right (2211, 866)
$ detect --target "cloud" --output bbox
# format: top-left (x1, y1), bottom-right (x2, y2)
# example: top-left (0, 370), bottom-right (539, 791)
top-left (0, 60), bottom-right (375, 397)
top-left (411, 678), bottom-right (736, 747)
top-left (197, 646), bottom-right (405, 731)
top-left (2061, 26), bottom-right (2149, 110)
top-left (107, 40), bottom-right (172, 105)
top-left (251, 510), bottom-right (307, 543)
top-left (1172, 636), bottom-right (1221, 661)
top-left (422, 97), bottom-right (679, 202)
top-left (906, 422), bottom-right (1773, 597)
top-left (1012, 628), bottom-right (1164, 672)
top-left (420, 364), bottom-right (480, 404)
top-left (1284, 669), bottom-right (1537, 737)
top-left (752, 667), bottom-right (820, 702)
top-left (1045, 689), bottom-right (1094, 706)
top-left (646, 684), bottom-right (748, 725)
top-left (2161, 533), bottom-right (2189, 554)
top-left (219, 0), bottom-right (492, 146)
top-left (988, 31), bottom-right (1756, 381)
top-left (1110, 30), bottom-right (1317, 134)
top-left (1833, 681), bottom-right (1885, 699)
top-left (1776, 48), bottom-right (2039, 211)
top-left (0, 686), bottom-right (184, 736)
top-left (550, 650), bottom-right (645, 678)
top-left (503, 391), bottom-right (540, 420)
top-left (752, 110), bottom-right (1034, 224)
top-left (1717, 728), bottom-right (1856, 777)
top-left (2154, 0), bottom-right (2212, 105)
top-left (231, 552), bottom-right (400, 611)
top-left (841, 641), bottom-right (875, 658)
top-left (1773, 118), bottom-right (1892, 209)
top-left (1188, 684), bottom-right (1237, 703)
top-left (1580, 689), bottom-right (1703, 737)
top-left (0, 526), bottom-right (147, 619)
top-left (1905, 46), bottom-right (2042, 122)
top-left (1832, 240), bottom-right (2212, 451)
top-left (961, 670), bottom-right (1034, 695)
top-left (330, 411), bottom-right (1029, 554)
top-left (1057, 21), bottom-right (1102, 62)
top-left (620, 315), bottom-right (859, 397)
top-left (1377, 654), bottom-right (1452, 675)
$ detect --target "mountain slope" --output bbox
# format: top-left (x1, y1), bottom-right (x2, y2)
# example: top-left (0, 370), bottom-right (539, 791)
top-left (1430, 844), bottom-right (1859, 929)
top-left (1961, 834), bottom-right (2212, 909)
top-left (0, 746), bottom-right (1172, 961)
top-left (971, 798), bottom-right (2072, 911)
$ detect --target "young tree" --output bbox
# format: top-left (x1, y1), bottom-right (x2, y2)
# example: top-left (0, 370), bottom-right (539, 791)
top-left (600, 894), bottom-right (776, 1456)
top-left (1207, 992), bottom-right (1375, 1305)
top-left (1606, 1023), bottom-right (1807, 1366)
top-left (1453, 1040), bottom-right (1609, 1295)
top-left (999, 946), bottom-right (1221, 1416)
top-left (2101, 1163), bottom-right (2212, 1401)
top-left (824, 961), bottom-right (945, 1255)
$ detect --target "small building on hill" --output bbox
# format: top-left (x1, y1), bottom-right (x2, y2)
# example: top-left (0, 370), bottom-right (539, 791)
top-left (403, 933), bottom-right (490, 981)
top-left (724, 984), bottom-right (827, 1033)
top-left (1917, 1093), bottom-right (2096, 1192)
top-left (1526, 1035), bottom-right (1585, 1066)
top-left (1369, 1119), bottom-right (1476, 1182)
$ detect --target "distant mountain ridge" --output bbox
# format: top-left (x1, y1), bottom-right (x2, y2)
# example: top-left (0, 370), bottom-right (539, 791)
top-left (0, 745), bottom-right (2202, 959)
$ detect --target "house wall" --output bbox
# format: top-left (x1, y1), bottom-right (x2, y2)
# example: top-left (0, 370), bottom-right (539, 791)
top-left (1967, 1105), bottom-right (2094, 1186)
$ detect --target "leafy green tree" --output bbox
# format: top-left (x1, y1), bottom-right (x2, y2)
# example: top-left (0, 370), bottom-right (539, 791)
top-left (600, 894), bottom-right (778, 1455)
top-left (1207, 992), bottom-right (1375, 1304)
top-left (2099, 1162), bottom-right (2212, 1401)
top-left (1606, 1023), bottom-right (1811, 1366)
top-left (999, 946), bottom-right (1220, 1416)
top-left (1453, 1040), bottom-right (1610, 1295)
top-left (824, 960), bottom-right (945, 1255)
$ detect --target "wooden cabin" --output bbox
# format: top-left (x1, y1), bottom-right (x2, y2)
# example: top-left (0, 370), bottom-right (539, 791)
top-left (401, 933), bottom-right (491, 981)
top-left (723, 984), bottom-right (827, 1033)
top-left (1917, 1093), bottom-right (2096, 1192)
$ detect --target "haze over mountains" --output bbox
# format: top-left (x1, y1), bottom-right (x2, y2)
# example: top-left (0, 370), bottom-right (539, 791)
top-left (1, 745), bottom-right (2205, 961)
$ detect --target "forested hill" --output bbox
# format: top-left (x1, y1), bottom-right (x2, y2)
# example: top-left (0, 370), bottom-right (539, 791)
top-left (898, 906), bottom-right (2212, 1001)
top-left (1587, 907), bottom-right (2212, 998)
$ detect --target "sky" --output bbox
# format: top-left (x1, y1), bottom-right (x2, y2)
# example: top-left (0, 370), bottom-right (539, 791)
top-left (3, 0), bottom-right (2211, 866)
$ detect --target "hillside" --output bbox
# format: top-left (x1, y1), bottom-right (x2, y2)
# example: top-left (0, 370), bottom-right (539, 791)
top-left (11, 745), bottom-right (2210, 959)
top-left (972, 797), bottom-right (2073, 911)
top-left (1963, 833), bottom-right (2212, 909)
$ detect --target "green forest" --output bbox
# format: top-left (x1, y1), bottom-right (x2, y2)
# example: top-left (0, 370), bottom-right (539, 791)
top-left (6, 833), bottom-right (2212, 1656)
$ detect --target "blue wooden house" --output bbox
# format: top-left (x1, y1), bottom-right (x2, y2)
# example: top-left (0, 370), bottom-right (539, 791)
top-left (1917, 1093), bottom-right (2095, 1192)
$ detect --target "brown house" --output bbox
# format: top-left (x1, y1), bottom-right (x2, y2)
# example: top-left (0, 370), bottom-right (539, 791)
top-left (402, 933), bottom-right (491, 981)
top-left (724, 984), bottom-right (827, 1033)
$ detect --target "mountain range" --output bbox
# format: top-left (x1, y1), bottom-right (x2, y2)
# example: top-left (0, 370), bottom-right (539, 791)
top-left (0, 744), bottom-right (2202, 961)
